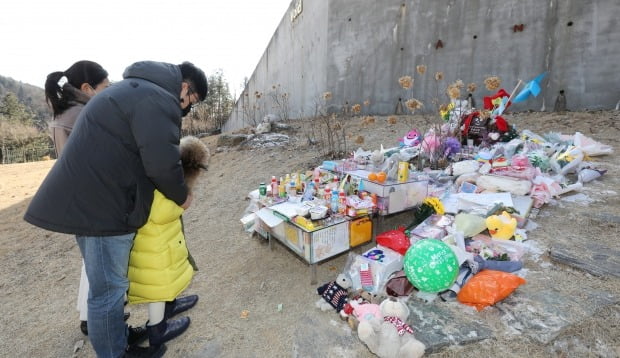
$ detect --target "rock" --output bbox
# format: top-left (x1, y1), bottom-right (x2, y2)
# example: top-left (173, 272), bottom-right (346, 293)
top-left (216, 134), bottom-right (248, 147)
top-left (241, 133), bottom-right (290, 149)
top-left (272, 122), bottom-right (296, 132)
top-left (256, 122), bottom-right (272, 134)
top-left (408, 301), bottom-right (493, 353)
top-left (263, 114), bottom-right (279, 123)
top-left (550, 243), bottom-right (620, 278)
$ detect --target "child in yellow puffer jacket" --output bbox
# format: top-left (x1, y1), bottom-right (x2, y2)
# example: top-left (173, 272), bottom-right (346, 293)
top-left (127, 136), bottom-right (209, 350)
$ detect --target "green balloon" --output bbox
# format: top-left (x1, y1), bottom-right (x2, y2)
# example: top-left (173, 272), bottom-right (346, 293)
top-left (403, 239), bottom-right (459, 292)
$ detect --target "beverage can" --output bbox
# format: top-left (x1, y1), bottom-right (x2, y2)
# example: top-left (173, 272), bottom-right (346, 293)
top-left (397, 161), bottom-right (409, 183)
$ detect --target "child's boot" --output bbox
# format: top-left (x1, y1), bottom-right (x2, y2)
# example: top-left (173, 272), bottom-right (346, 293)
top-left (147, 317), bottom-right (191, 347)
top-left (164, 295), bottom-right (198, 319)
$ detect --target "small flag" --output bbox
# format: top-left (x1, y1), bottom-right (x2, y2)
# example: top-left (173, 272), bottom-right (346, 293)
top-left (512, 72), bottom-right (547, 103)
top-left (360, 262), bottom-right (374, 291)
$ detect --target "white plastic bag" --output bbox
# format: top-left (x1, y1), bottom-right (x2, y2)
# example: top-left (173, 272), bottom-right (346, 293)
top-left (573, 132), bottom-right (613, 156)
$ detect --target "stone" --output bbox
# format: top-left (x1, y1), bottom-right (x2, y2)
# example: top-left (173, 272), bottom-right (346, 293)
top-left (256, 122), bottom-right (272, 134)
top-left (550, 242), bottom-right (620, 278)
top-left (408, 301), bottom-right (493, 353)
top-left (496, 287), bottom-right (618, 344)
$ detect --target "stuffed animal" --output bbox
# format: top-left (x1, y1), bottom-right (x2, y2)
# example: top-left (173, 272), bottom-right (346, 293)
top-left (346, 300), bottom-right (382, 331)
top-left (399, 129), bottom-right (421, 147)
top-left (370, 149), bottom-right (387, 172)
top-left (316, 274), bottom-right (351, 313)
top-left (485, 211), bottom-right (517, 240)
top-left (385, 152), bottom-right (403, 181)
top-left (357, 297), bottom-right (426, 358)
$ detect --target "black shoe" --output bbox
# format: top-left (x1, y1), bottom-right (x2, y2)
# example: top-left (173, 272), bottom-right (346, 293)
top-left (164, 295), bottom-right (198, 319)
top-left (80, 312), bottom-right (131, 336)
top-left (124, 344), bottom-right (167, 358)
top-left (128, 325), bottom-right (148, 346)
top-left (80, 320), bottom-right (88, 335)
top-left (147, 317), bottom-right (191, 346)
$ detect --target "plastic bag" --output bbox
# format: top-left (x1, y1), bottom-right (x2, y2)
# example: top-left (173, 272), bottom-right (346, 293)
top-left (457, 270), bottom-right (526, 311)
top-left (376, 227), bottom-right (409, 256)
top-left (385, 270), bottom-right (415, 297)
top-left (573, 132), bottom-right (613, 156)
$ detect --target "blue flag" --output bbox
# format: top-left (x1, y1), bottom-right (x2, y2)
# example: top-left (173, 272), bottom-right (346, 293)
top-left (512, 72), bottom-right (547, 103)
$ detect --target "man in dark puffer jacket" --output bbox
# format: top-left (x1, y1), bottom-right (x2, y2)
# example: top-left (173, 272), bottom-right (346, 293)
top-left (24, 61), bottom-right (207, 358)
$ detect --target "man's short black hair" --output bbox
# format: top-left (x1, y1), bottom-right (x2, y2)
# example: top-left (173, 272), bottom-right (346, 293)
top-left (179, 61), bottom-right (208, 101)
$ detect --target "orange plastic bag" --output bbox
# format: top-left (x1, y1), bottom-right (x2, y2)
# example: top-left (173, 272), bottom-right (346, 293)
top-left (457, 270), bottom-right (526, 311)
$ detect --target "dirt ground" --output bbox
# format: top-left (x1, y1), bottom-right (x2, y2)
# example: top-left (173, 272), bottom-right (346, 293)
top-left (1, 110), bottom-right (619, 358)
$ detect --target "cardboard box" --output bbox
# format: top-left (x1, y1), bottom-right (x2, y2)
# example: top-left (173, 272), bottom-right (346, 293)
top-left (302, 220), bottom-right (350, 263)
top-left (356, 175), bottom-right (428, 214)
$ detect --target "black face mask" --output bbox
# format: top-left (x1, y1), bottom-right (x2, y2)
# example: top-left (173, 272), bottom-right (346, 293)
top-left (181, 104), bottom-right (192, 117)
top-left (180, 97), bottom-right (192, 117)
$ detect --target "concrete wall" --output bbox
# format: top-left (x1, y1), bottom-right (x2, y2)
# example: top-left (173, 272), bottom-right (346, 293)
top-left (224, 0), bottom-right (620, 132)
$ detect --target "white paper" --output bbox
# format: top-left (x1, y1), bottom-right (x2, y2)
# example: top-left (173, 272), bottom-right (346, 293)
top-left (256, 208), bottom-right (283, 228)
top-left (269, 202), bottom-right (302, 219)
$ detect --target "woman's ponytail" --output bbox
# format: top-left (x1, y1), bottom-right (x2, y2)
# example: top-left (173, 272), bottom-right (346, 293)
top-left (44, 71), bottom-right (70, 116)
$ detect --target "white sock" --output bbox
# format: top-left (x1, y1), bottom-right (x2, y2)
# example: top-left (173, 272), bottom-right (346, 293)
top-left (147, 302), bottom-right (166, 326)
top-left (77, 262), bottom-right (89, 321)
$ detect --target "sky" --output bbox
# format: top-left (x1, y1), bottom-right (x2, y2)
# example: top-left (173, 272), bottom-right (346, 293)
top-left (0, 0), bottom-right (292, 96)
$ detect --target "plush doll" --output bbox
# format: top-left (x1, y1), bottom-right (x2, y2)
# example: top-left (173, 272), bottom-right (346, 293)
top-left (485, 211), bottom-right (517, 240)
top-left (385, 152), bottom-right (403, 181)
top-left (357, 297), bottom-right (426, 358)
top-left (399, 129), bottom-right (421, 147)
top-left (316, 274), bottom-right (351, 313)
top-left (346, 300), bottom-right (382, 331)
top-left (370, 149), bottom-right (388, 172)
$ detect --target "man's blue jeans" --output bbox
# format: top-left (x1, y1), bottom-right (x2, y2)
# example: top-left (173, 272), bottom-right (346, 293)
top-left (76, 233), bottom-right (135, 358)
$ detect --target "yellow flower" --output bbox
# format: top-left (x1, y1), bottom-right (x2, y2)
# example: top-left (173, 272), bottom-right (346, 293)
top-left (387, 116), bottom-right (398, 125)
top-left (467, 83), bottom-right (477, 93)
top-left (416, 65), bottom-right (427, 75)
top-left (323, 91), bottom-right (333, 101)
top-left (434, 72), bottom-right (444, 81)
top-left (351, 104), bottom-right (362, 114)
top-left (363, 99), bottom-right (370, 106)
top-left (423, 197), bottom-right (445, 215)
top-left (439, 102), bottom-right (455, 117)
top-left (398, 76), bottom-right (413, 89)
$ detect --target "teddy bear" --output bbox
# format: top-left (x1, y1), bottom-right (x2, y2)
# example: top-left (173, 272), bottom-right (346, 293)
top-left (316, 273), bottom-right (351, 314)
top-left (357, 297), bottom-right (426, 358)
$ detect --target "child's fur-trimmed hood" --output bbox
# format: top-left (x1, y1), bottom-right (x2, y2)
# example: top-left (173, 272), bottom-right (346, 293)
top-left (180, 136), bottom-right (210, 190)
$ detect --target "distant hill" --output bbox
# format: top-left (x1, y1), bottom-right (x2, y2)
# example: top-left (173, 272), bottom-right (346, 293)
top-left (0, 75), bottom-right (51, 127)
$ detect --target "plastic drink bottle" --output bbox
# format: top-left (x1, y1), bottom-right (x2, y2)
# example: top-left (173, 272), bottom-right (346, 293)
top-left (397, 161), bottom-right (409, 183)
top-left (259, 182), bottom-right (267, 199)
top-left (295, 172), bottom-right (302, 192)
top-left (338, 191), bottom-right (346, 214)
top-left (302, 182), bottom-right (315, 201)
top-left (271, 176), bottom-right (278, 197)
top-left (278, 177), bottom-right (286, 198)
top-left (331, 190), bottom-right (339, 212)
top-left (313, 167), bottom-right (320, 181)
